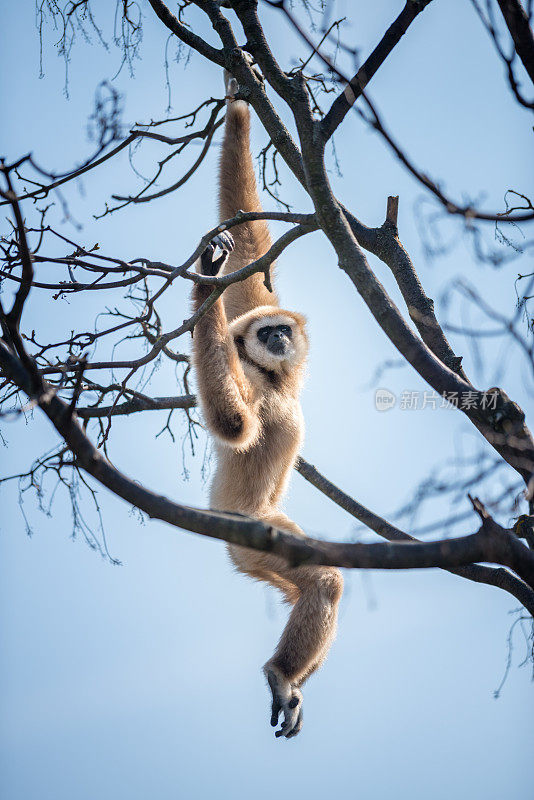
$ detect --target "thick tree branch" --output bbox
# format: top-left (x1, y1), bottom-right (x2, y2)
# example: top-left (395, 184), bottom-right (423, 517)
top-left (1, 2), bottom-right (532, 629)
top-left (146, 0), bottom-right (307, 184)
top-left (496, 0), bottom-right (534, 84)
top-left (373, 196), bottom-right (467, 377)
top-left (2, 337), bottom-right (534, 595)
top-left (267, 69), bottom-right (534, 484)
top-left (230, 0), bottom-right (294, 97)
top-left (0, 178), bottom-right (34, 329)
top-left (146, 0), bottom-right (225, 65)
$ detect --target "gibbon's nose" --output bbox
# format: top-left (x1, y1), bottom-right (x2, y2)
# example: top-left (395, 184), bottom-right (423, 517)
top-left (268, 331), bottom-right (289, 354)
top-left (269, 331), bottom-right (286, 346)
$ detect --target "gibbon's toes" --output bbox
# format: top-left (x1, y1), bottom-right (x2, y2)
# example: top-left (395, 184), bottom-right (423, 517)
top-left (265, 667), bottom-right (303, 739)
top-left (285, 707), bottom-right (303, 739)
top-left (270, 697), bottom-right (281, 727)
top-left (275, 688), bottom-right (303, 739)
top-left (269, 682), bottom-right (282, 727)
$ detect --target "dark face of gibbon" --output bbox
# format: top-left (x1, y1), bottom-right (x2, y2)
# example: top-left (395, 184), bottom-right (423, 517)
top-left (230, 309), bottom-right (308, 373)
top-left (256, 323), bottom-right (293, 356)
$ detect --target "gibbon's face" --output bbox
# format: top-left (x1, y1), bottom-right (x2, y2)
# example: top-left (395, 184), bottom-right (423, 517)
top-left (243, 312), bottom-right (308, 371)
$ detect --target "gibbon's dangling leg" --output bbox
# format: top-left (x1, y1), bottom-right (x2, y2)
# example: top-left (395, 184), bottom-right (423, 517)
top-left (191, 65), bottom-right (343, 739)
top-left (217, 66), bottom-right (279, 322)
top-left (253, 513), bottom-right (343, 739)
top-left (228, 512), bottom-right (343, 739)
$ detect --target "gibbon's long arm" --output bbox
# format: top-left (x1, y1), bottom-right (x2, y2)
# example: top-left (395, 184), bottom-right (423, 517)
top-left (192, 244), bottom-right (260, 449)
top-left (218, 81), bottom-right (279, 322)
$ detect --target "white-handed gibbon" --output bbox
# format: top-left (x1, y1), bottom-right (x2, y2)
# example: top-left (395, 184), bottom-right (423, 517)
top-left (191, 68), bottom-right (343, 739)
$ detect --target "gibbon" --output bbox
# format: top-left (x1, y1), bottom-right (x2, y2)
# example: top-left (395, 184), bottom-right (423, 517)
top-left (191, 69), bottom-right (343, 739)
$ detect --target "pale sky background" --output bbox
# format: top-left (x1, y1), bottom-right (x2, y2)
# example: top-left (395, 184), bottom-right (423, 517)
top-left (1, 1), bottom-right (533, 799)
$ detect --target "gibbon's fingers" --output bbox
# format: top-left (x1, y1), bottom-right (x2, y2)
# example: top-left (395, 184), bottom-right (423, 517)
top-left (200, 244), bottom-right (221, 276)
top-left (200, 231), bottom-right (234, 276)
top-left (210, 252), bottom-right (229, 273)
top-left (224, 71), bottom-right (239, 101)
top-left (224, 53), bottom-right (264, 103)
top-left (242, 51), bottom-right (264, 85)
top-left (212, 231), bottom-right (234, 253)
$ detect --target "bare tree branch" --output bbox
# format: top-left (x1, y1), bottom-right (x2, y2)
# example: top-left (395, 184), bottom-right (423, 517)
top-left (296, 457), bottom-right (534, 614)
top-left (2, 337), bottom-right (534, 594)
top-left (496, 0), bottom-right (534, 84)
top-left (320, 0), bottom-right (433, 140)
top-left (1, 2), bottom-right (533, 635)
top-left (76, 393), bottom-right (196, 418)
top-left (265, 0), bottom-right (534, 223)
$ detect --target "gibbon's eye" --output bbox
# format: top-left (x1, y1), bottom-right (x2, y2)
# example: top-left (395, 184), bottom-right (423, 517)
top-left (257, 326), bottom-right (272, 343)
top-left (280, 325), bottom-right (292, 338)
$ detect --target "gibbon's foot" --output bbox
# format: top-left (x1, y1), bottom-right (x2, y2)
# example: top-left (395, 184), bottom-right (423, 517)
top-left (265, 665), bottom-right (304, 739)
top-left (200, 231), bottom-right (234, 276)
top-left (224, 52), bottom-right (264, 102)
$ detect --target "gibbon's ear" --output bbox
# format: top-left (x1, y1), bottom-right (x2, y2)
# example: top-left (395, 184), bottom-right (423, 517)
top-left (200, 231), bottom-right (235, 276)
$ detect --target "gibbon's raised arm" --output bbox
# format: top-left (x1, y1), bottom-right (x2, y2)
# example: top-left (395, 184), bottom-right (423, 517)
top-left (218, 75), bottom-right (279, 322)
top-left (192, 239), bottom-right (260, 449)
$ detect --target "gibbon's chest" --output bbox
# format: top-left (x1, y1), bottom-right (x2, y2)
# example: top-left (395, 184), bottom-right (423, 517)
top-left (259, 391), bottom-right (303, 447)
top-left (216, 393), bottom-right (303, 472)
top-left (211, 393), bottom-right (303, 514)
top-left (242, 393), bottom-right (304, 481)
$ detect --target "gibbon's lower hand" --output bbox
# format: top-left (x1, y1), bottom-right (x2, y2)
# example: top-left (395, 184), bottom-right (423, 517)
top-left (265, 667), bottom-right (304, 739)
top-left (200, 231), bottom-right (234, 276)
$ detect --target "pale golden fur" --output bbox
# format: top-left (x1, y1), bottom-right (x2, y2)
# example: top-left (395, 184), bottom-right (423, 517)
top-left (191, 74), bottom-right (342, 738)
top-left (218, 98), bottom-right (276, 322)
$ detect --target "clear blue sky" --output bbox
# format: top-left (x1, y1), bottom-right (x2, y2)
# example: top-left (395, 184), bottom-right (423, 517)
top-left (1, 2), bottom-right (533, 799)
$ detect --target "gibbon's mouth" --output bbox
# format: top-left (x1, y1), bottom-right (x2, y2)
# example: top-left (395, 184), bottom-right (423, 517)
top-left (267, 338), bottom-right (291, 356)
